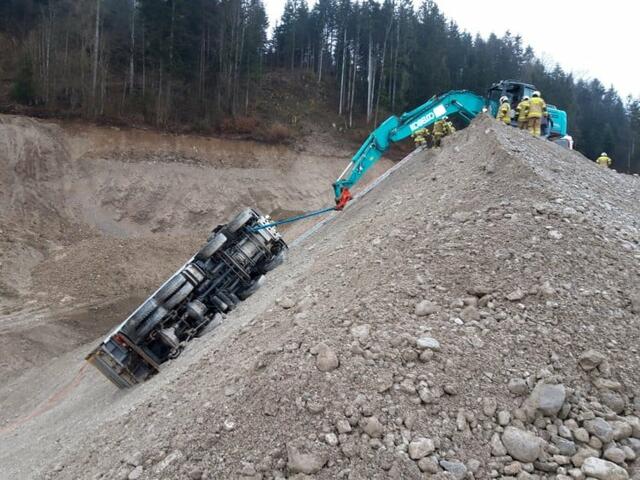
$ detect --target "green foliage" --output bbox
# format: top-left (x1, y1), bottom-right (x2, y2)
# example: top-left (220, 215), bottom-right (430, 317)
top-left (0, 0), bottom-right (639, 171)
top-left (10, 58), bottom-right (36, 105)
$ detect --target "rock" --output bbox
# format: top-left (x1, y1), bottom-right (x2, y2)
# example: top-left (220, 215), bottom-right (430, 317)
top-left (483, 397), bottom-right (498, 417)
top-left (415, 300), bottom-right (438, 316)
top-left (408, 437), bottom-right (436, 460)
top-left (509, 378), bottom-right (529, 395)
top-left (507, 288), bottom-right (526, 301)
top-left (574, 428), bottom-right (590, 443)
top-left (128, 466), bottom-right (144, 480)
top-left (601, 391), bottom-right (626, 415)
top-left (504, 462), bottom-right (522, 475)
top-left (581, 457), bottom-right (629, 480)
top-left (362, 416), bottom-right (384, 438)
top-left (467, 459), bottom-right (481, 474)
top-left (417, 456), bottom-right (441, 473)
top-left (416, 336), bottom-right (441, 350)
top-left (528, 382), bottom-right (566, 416)
top-left (585, 418), bottom-right (614, 443)
top-left (498, 410), bottom-right (511, 426)
top-left (548, 230), bottom-right (563, 240)
top-left (278, 297), bottom-right (296, 309)
top-left (443, 383), bottom-right (458, 395)
top-left (578, 350), bottom-right (606, 371)
top-left (611, 421), bottom-right (633, 441)
top-left (623, 416), bottom-right (640, 438)
top-left (593, 378), bottom-right (623, 391)
top-left (603, 447), bottom-right (626, 464)
top-left (419, 350), bottom-right (434, 362)
top-left (154, 451), bottom-right (184, 473)
top-left (553, 436), bottom-right (578, 456)
top-left (571, 447), bottom-right (601, 467)
top-left (324, 433), bottom-right (339, 446)
top-left (350, 324), bottom-right (370, 340)
top-left (501, 426), bottom-right (542, 462)
top-left (314, 343), bottom-right (339, 372)
top-left (440, 460), bottom-right (467, 480)
top-left (491, 432), bottom-right (508, 456)
top-left (336, 419), bottom-right (352, 434)
top-left (287, 445), bottom-right (328, 475)
top-left (461, 305), bottom-right (480, 322)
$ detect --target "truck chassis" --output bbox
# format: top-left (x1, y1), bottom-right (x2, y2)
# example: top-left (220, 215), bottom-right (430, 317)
top-left (87, 209), bottom-right (287, 388)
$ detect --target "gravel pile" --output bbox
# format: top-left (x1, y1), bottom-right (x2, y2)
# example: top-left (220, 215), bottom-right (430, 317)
top-left (14, 115), bottom-right (640, 480)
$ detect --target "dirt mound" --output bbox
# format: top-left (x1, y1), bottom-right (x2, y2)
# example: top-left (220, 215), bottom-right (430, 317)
top-left (0, 113), bottom-right (390, 382)
top-left (2, 115), bottom-right (640, 479)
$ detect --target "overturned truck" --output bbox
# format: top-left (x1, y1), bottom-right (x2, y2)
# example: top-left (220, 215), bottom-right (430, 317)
top-left (87, 209), bottom-right (287, 388)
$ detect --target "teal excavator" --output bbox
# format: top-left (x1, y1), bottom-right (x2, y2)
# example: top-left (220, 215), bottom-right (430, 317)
top-left (333, 80), bottom-right (571, 209)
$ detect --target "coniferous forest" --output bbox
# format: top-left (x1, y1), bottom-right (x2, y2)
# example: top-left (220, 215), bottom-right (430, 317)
top-left (1, 0), bottom-right (639, 172)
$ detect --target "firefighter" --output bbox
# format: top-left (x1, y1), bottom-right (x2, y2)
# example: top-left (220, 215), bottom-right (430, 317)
top-left (596, 152), bottom-right (612, 168)
top-left (433, 119), bottom-right (445, 147)
top-left (412, 128), bottom-right (428, 147)
top-left (497, 96), bottom-right (511, 124)
top-left (443, 116), bottom-right (456, 134)
top-left (527, 90), bottom-right (547, 136)
top-left (516, 96), bottom-right (530, 129)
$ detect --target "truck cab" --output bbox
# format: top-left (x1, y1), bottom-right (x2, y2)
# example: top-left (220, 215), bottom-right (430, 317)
top-left (486, 80), bottom-right (568, 139)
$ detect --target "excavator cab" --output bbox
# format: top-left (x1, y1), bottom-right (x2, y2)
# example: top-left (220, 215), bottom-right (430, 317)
top-left (487, 80), bottom-right (535, 117)
top-left (486, 80), bottom-right (568, 139)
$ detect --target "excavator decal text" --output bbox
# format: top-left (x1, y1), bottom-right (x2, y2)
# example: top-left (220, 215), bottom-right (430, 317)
top-left (409, 104), bottom-right (446, 131)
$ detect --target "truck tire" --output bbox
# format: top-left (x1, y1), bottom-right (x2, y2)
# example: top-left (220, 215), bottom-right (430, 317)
top-left (135, 306), bottom-right (168, 340)
top-left (122, 298), bottom-right (159, 337)
top-left (237, 275), bottom-right (265, 300)
top-left (261, 250), bottom-right (285, 272)
top-left (163, 282), bottom-right (194, 310)
top-left (195, 232), bottom-right (227, 261)
top-left (226, 209), bottom-right (253, 234)
top-left (154, 274), bottom-right (187, 303)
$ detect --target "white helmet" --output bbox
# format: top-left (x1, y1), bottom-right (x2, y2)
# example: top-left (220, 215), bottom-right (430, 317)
top-left (532, 90), bottom-right (541, 97)
top-left (601, 152), bottom-right (607, 156)
top-left (522, 95), bottom-right (530, 101)
top-left (500, 95), bottom-right (509, 103)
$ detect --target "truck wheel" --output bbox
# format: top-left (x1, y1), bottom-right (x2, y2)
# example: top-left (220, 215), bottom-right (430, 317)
top-left (261, 250), bottom-right (286, 273)
top-left (122, 298), bottom-right (159, 336)
top-left (195, 232), bottom-right (227, 261)
top-left (237, 275), bottom-right (265, 300)
top-left (154, 274), bottom-right (187, 303)
top-left (163, 282), bottom-right (194, 310)
top-left (226, 209), bottom-right (254, 234)
top-left (135, 306), bottom-right (168, 340)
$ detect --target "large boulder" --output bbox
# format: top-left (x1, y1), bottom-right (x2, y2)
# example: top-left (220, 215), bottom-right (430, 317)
top-left (527, 382), bottom-right (566, 416)
top-left (501, 427), bottom-right (542, 462)
top-left (581, 457), bottom-right (629, 480)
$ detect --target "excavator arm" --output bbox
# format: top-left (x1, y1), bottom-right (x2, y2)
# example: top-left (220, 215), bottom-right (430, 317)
top-left (333, 90), bottom-right (486, 208)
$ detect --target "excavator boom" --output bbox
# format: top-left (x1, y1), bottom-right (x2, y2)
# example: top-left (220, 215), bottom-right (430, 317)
top-left (333, 90), bottom-right (486, 203)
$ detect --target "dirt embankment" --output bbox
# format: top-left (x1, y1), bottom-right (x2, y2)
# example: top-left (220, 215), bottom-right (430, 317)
top-left (1, 115), bottom-right (638, 480)
top-left (0, 114), bottom-right (391, 380)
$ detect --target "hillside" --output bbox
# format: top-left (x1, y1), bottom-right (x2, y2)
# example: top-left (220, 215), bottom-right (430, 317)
top-left (1, 115), bottom-right (638, 479)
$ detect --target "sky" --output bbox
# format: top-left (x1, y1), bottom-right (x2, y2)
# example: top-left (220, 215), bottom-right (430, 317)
top-left (263, 0), bottom-right (639, 100)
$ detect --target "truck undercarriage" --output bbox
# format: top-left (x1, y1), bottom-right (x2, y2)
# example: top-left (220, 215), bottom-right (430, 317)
top-left (87, 209), bottom-right (287, 388)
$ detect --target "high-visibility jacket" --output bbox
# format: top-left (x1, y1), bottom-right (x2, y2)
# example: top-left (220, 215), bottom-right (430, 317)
top-left (516, 100), bottom-right (530, 122)
top-left (596, 155), bottom-right (612, 167)
top-left (433, 120), bottom-right (444, 135)
top-left (497, 102), bottom-right (511, 124)
top-left (527, 97), bottom-right (547, 119)
top-left (444, 121), bottom-right (456, 134)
